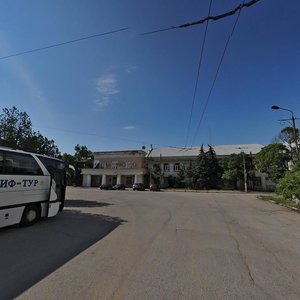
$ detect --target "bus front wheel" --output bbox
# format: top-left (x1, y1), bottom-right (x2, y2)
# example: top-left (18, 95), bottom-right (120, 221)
top-left (20, 205), bottom-right (40, 226)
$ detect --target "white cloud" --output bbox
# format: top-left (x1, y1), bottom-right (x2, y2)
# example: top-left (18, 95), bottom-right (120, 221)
top-left (123, 125), bottom-right (136, 130)
top-left (94, 98), bottom-right (110, 108)
top-left (94, 73), bottom-right (119, 110)
top-left (125, 64), bottom-right (137, 73)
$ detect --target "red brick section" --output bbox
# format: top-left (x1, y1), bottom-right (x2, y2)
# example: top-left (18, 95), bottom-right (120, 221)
top-left (98, 157), bottom-right (145, 169)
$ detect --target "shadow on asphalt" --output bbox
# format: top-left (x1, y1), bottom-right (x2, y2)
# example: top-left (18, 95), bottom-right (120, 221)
top-left (0, 209), bottom-right (126, 300)
top-left (64, 199), bottom-right (112, 208)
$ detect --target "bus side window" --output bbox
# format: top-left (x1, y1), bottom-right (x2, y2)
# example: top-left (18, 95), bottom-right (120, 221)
top-left (0, 151), bottom-right (3, 174)
top-left (5, 159), bottom-right (13, 174)
top-left (4, 152), bottom-right (43, 175)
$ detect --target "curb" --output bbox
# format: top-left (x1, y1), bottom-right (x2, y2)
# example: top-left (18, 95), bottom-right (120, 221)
top-left (258, 196), bottom-right (300, 212)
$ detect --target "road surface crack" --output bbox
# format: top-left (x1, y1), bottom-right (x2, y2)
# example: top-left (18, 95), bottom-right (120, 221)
top-left (214, 199), bottom-right (273, 298)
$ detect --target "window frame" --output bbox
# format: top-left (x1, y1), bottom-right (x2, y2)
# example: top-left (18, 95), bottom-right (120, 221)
top-left (111, 161), bottom-right (118, 169)
top-left (163, 163), bottom-right (170, 172)
top-left (174, 163), bottom-right (181, 172)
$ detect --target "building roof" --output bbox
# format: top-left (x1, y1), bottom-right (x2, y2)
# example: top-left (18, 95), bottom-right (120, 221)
top-left (93, 149), bottom-right (145, 156)
top-left (146, 144), bottom-right (264, 158)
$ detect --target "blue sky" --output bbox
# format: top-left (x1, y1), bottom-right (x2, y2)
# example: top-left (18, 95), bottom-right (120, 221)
top-left (0, 0), bottom-right (299, 154)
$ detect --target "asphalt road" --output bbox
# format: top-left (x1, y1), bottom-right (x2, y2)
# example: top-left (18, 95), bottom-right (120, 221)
top-left (1, 187), bottom-right (300, 299)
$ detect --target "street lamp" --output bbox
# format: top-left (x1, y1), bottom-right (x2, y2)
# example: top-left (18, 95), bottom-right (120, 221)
top-left (271, 105), bottom-right (299, 157)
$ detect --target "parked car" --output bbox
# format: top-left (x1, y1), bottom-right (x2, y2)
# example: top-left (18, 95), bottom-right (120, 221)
top-left (132, 183), bottom-right (145, 191)
top-left (112, 184), bottom-right (126, 190)
top-left (99, 184), bottom-right (112, 190)
top-left (150, 184), bottom-right (160, 191)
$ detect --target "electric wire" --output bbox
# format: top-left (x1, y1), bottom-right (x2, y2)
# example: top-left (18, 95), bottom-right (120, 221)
top-left (184, 0), bottom-right (213, 148)
top-left (191, 0), bottom-right (245, 147)
top-left (0, 27), bottom-right (128, 61)
top-left (141, 0), bottom-right (260, 36)
top-left (0, 2), bottom-right (260, 150)
top-left (32, 125), bottom-right (186, 150)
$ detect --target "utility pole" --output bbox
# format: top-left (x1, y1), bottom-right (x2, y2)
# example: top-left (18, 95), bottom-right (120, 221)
top-left (291, 113), bottom-right (299, 158)
top-left (242, 152), bottom-right (248, 193)
top-left (236, 147), bottom-right (248, 192)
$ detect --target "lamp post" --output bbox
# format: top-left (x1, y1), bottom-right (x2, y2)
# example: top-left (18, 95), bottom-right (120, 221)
top-left (271, 105), bottom-right (299, 158)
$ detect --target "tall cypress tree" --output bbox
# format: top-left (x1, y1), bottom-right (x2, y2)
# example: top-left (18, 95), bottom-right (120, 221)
top-left (206, 145), bottom-right (222, 188)
top-left (192, 145), bottom-right (221, 189)
top-left (195, 145), bottom-right (208, 188)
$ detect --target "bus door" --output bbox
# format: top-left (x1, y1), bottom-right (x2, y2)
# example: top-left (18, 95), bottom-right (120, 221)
top-left (52, 168), bottom-right (66, 211)
top-left (36, 156), bottom-right (66, 212)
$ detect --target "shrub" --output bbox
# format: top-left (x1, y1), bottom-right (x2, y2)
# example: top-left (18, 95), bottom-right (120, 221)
top-left (276, 170), bottom-right (300, 200)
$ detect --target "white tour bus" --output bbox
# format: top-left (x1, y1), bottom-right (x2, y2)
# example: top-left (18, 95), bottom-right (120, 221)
top-left (0, 147), bottom-right (66, 228)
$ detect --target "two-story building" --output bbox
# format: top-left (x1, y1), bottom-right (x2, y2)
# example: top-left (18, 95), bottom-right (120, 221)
top-left (81, 150), bottom-right (147, 187)
top-left (146, 144), bottom-right (261, 187)
top-left (81, 144), bottom-right (275, 191)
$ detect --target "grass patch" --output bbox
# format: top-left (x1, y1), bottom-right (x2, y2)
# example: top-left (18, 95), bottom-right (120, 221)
top-left (258, 195), bottom-right (300, 211)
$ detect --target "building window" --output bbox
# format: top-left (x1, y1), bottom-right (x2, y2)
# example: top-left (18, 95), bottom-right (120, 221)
top-left (174, 163), bottom-right (180, 172)
top-left (163, 163), bottom-right (170, 172)
top-left (111, 161), bottom-right (118, 169)
top-left (99, 162), bottom-right (107, 169)
top-left (126, 162), bottom-right (134, 169)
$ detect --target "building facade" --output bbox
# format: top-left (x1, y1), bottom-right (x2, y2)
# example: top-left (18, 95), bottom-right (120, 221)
top-left (82, 150), bottom-right (147, 187)
top-left (146, 144), bottom-right (266, 187)
top-left (81, 144), bottom-right (275, 191)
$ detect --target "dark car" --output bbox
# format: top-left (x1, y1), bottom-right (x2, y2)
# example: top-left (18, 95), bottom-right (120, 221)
top-left (150, 184), bottom-right (160, 191)
top-left (112, 183), bottom-right (126, 190)
top-left (132, 183), bottom-right (145, 191)
top-left (99, 184), bottom-right (112, 190)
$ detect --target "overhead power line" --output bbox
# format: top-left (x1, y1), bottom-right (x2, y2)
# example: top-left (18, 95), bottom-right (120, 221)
top-left (141, 0), bottom-right (260, 36)
top-left (0, 27), bottom-right (128, 61)
top-left (32, 125), bottom-right (185, 150)
top-left (185, 0), bottom-right (213, 147)
top-left (191, 1), bottom-right (245, 147)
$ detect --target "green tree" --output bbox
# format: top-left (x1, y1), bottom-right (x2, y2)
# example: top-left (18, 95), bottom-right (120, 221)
top-left (0, 106), bottom-right (60, 157)
top-left (276, 161), bottom-right (300, 200)
top-left (62, 145), bottom-right (93, 186)
top-left (277, 126), bottom-right (299, 146)
top-left (194, 145), bottom-right (208, 188)
top-left (61, 153), bottom-right (76, 186)
top-left (23, 132), bottom-right (60, 157)
top-left (220, 153), bottom-right (253, 189)
top-left (186, 145), bottom-right (222, 189)
top-left (149, 164), bottom-right (161, 185)
top-left (220, 154), bottom-right (242, 188)
top-left (0, 106), bottom-right (32, 149)
top-left (255, 144), bottom-right (290, 183)
top-left (74, 144), bottom-right (93, 164)
top-left (177, 168), bottom-right (185, 187)
top-left (275, 126), bottom-right (299, 162)
top-left (205, 145), bottom-right (222, 188)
